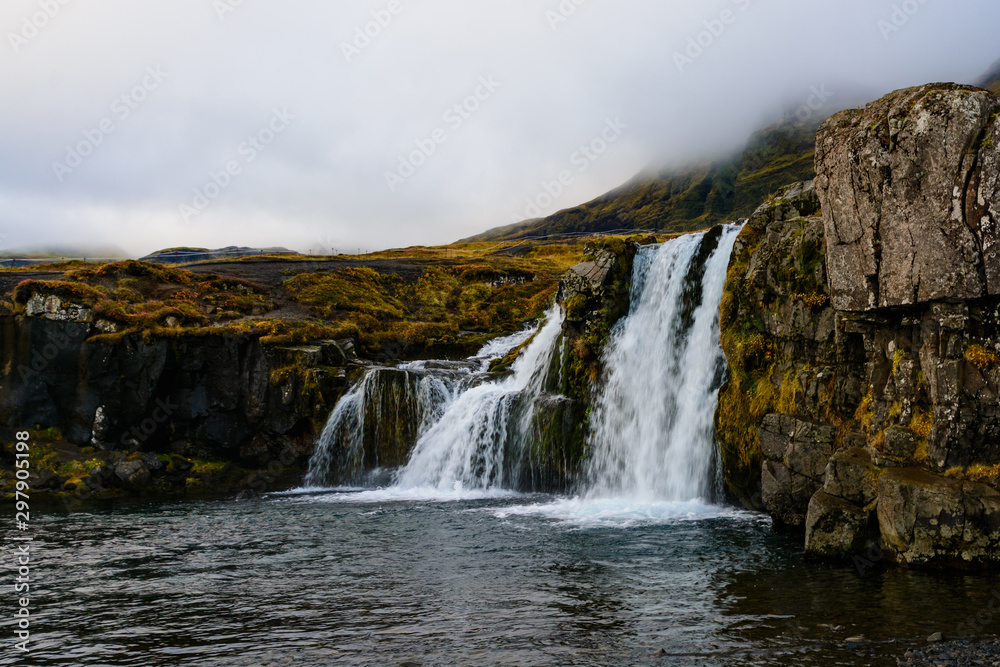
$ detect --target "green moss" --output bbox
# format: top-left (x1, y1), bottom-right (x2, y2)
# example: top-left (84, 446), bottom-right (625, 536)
top-left (10, 248), bottom-right (568, 362)
top-left (13, 279), bottom-right (104, 306)
top-left (854, 388), bottom-right (875, 433)
top-left (190, 460), bottom-right (227, 475)
top-left (964, 344), bottom-right (999, 370)
top-left (714, 200), bottom-right (839, 504)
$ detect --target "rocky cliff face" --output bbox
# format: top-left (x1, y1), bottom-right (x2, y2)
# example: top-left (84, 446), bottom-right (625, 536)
top-left (718, 83), bottom-right (1000, 568)
top-left (0, 311), bottom-right (353, 470)
top-left (816, 83), bottom-right (1000, 311)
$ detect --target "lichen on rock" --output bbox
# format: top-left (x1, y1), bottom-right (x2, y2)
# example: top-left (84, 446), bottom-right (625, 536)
top-left (719, 83), bottom-right (1000, 568)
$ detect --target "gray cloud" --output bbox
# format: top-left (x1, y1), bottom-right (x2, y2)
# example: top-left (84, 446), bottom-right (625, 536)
top-left (0, 0), bottom-right (997, 256)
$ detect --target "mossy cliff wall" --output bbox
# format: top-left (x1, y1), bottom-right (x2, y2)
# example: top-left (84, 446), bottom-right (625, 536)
top-left (0, 313), bottom-right (352, 469)
top-left (717, 83), bottom-right (1000, 568)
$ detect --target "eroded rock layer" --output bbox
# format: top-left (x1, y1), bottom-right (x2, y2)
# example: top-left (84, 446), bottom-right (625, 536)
top-left (718, 83), bottom-right (1000, 568)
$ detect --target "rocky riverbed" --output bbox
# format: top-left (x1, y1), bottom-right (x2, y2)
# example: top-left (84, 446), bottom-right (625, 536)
top-left (897, 637), bottom-right (1000, 666)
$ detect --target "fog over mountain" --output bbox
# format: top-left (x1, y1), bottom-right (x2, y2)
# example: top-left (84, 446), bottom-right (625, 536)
top-left (1, 0), bottom-right (998, 256)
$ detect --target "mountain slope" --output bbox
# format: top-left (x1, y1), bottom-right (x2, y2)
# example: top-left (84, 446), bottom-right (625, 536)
top-left (466, 61), bottom-right (1000, 245)
top-left (977, 57), bottom-right (1000, 94)
top-left (463, 117), bottom-right (819, 242)
top-left (140, 246), bottom-right (297, 264)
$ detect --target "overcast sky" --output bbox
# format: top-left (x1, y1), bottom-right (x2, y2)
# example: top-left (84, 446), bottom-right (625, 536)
top-left (1, 0), bottom-right (998, 256)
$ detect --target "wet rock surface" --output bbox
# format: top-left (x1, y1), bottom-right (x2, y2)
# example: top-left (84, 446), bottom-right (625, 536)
top-left (718, 81), bottom-right (1000, 568)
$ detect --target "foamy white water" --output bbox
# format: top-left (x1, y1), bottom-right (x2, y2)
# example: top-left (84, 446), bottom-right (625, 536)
top-left (393, 304), bottom-right (565, 490)
top-left (305, 322), bottom-right (539, 487)
top-left (585, 226), bottom-right (742, 502)
top-left (278, 485), bottom-right (523, 505)
top-left (491, 496), bottom-right (758, 529)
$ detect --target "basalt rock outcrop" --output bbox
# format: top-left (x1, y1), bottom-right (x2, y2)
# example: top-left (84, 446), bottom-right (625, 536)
top-left (718, 83), bottom-right (1000, 568)
top-left (0, 313), bottom-right (354, 470)
top-left (816, 83), bottom-right (1000, 311)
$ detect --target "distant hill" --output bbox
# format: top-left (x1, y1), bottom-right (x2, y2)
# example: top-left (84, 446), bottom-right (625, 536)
top-left (0, 243), bottom-right (128, 260)
top-left (463, 117), bottom-right (820, 242)
top-left (465, 62), bottom-right (1000, 244)
top-left (140, 246), bottom-right (297, 265)
top-left (976, 57), bottom-right (1000, 94)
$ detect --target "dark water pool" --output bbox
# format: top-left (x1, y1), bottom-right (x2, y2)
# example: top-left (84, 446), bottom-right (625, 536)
top-left (3, 489), bottom-right (998, 666)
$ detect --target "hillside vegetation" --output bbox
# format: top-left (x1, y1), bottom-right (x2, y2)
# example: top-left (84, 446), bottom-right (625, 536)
top-left (3, 240), bottom-right (613, 360)
top-left (464, 117), bottom-right (820, 242)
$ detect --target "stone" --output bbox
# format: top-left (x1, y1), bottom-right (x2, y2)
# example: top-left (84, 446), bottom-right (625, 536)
top-left (883, 425), bottom-right (918, 459)
top-left (234, 489), bottom-right (262, 502)
top-left (758, 415), bottom-right (838, 526)
top-left (24, 293), bottom-right (94, 322)
top-left (759, 413), bottom-right (797, 461)
top-left (336, 338), bottom-right (358, 360)
top-left (805, 490), bottom-right (873, 556)
top-left (317, 340), bottom-right (348, 366)
top-left (113, 460), bottom-right (152, 489)
top-left (785, 420), bottom-right (837, 481)
top-left (84, 464), bottom-right (113, 492)
top-left (142, 453), bottom-right (164, 472)
top-left (762, 460), bottom-right (819, 527)
top-left (928, 632), bottom-right (943, 643)
top-left (823, 447), bottom-right (878, 507)
top-left (562, 248), bottom-right (619, 303)
top-left (95, 319), bottom-right (119, 334)
top-left (816, 84), bottom-right (1000, 312)
top-left (758, 414), bottom-right (836, 481)
top-left (878, 468), bottom-right (1000, 567)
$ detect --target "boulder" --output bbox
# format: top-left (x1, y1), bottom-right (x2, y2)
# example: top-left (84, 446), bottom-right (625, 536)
top-left (823, 446), bottom-right (878, 507)
top-left (562, 249), bottom-right (619, 303)
top-left (815, 83), bottom-right (1000, 312)
top-left (113, 459), bottom-right (152, 489)
top-left (805, 490), bottom-right (874, 556)
top-left (142, 452), bottom-right (164, 472)
top-left (877, 468), bottom-right (1000, 567)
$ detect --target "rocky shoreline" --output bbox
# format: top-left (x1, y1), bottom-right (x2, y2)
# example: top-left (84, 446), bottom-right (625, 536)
top-left (896, 637), bottom-right (1000, 667)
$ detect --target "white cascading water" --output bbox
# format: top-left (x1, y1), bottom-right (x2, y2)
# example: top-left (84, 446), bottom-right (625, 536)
top-left (304, 326), bottom-right (538, 488)
top-left (393, 303), bottom-right (564, 491)
top-left (585, 225), bottom-right (741, 502)
top-left (303, 369), bottom-right (451, 487)
top-left (305, 227), bottom-right (743, 518)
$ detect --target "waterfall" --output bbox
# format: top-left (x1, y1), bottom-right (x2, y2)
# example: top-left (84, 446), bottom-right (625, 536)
top-left (584, 225), bottom-right (741, 502)
top-left (304, 326), bottom-right (537, 488)
top-left (393, 303), bottom-right (565, 491)
top-left (303, 369), bottom-right (451, 487)
top-left (304, 226), bottom-right (741, 507)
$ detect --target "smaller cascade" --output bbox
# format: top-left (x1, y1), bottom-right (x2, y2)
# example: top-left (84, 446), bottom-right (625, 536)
top-left (304, 369), bottom-right (452, 487)
top-left (305, 326), bottom-right (537, 487)
top-left (393, 304), bottom-right (565, 491)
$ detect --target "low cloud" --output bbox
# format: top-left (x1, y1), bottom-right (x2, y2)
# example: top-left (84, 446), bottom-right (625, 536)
top-left (0, 0), bottom-right (997, 255)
